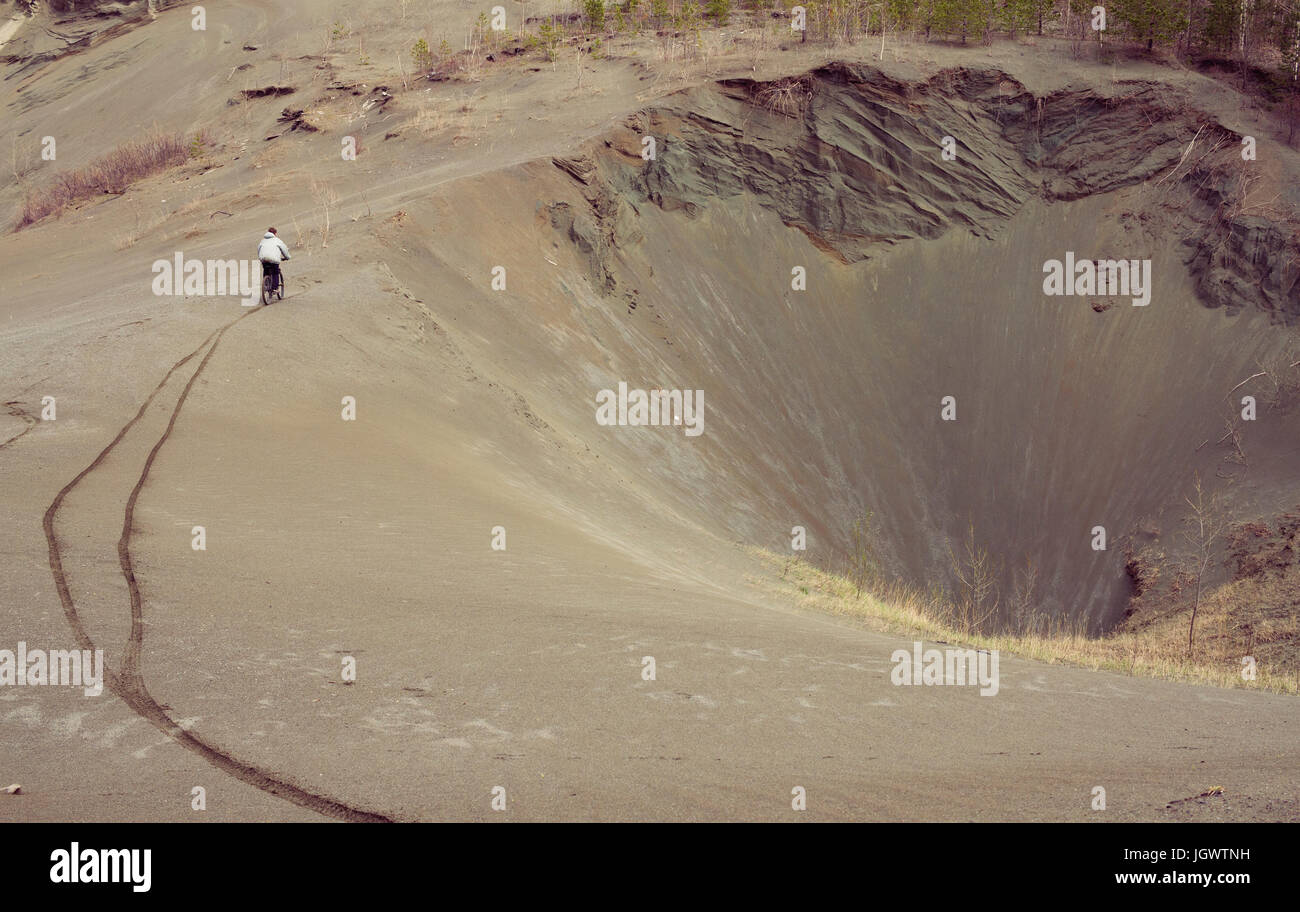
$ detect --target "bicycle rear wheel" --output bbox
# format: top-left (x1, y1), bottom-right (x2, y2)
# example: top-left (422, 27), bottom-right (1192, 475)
top-left (261, 274), bottom-right (272, 305)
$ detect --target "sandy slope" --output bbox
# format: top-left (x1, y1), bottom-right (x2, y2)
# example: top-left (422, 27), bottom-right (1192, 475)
top-left (0, 16), bottom-right (23, 54)
top-left (1, 2), bottom-right (1297, 821)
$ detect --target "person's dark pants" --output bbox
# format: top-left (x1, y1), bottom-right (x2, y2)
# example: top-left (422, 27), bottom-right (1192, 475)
top-left (261, 261), bottom-right (281, 287)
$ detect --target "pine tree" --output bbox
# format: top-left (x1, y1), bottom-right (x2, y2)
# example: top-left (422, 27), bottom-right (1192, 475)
top-left (1112, 0), bottom-right (1189, 49)
top-left (1200, 0), bottom-right (1242, 52)
top-left (929, 0), bottom-right (985, 40)
top-left (886, 0), bottom-right (918, 32)
top-left (1000, 0), bottom-right (1038, 36)
top-left (1030, 0), bottom-right (1058, 33)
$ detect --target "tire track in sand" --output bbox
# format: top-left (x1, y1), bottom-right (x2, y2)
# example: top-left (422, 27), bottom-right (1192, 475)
top-left (43, 311), bottom-right (394, 822)
top-left (1, 401), bottom-right (37, 449)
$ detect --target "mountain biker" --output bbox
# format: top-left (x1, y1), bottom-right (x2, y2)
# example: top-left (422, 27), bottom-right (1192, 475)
top-left (257, 227), bottom-right (290, 299)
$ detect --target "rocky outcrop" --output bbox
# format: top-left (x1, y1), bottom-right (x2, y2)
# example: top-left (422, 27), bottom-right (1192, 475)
top-left (1184, 197), bottom-right (1300, 322)
top-left (552, 62), bottom-right (1298, 322)
top-left (1, 0), bottom-right (185, 78)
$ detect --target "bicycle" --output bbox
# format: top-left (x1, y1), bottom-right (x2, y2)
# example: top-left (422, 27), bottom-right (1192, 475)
top-left (260, 266), bottom-right (285, 305)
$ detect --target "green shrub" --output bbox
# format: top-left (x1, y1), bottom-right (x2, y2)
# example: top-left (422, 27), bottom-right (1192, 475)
top-left (538, 21), bottom-right (560, 60)
top-left (411, 37), bottom-right (433, 70)
top-left (678, 0), bottom-right (703, 30)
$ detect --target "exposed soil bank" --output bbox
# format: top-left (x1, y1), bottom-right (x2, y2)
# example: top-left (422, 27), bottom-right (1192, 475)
top-left (582, 64), bottom-right (1298, 321)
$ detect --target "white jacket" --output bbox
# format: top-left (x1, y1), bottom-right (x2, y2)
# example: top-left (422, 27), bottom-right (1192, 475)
top-left (257, 232), bottom-right (291, 264)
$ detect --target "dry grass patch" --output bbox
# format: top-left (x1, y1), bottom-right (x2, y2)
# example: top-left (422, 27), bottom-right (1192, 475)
top-left (17, 132), bottom-right (208, 229)
top-left (754, 548), bottom-right (1298, 694)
